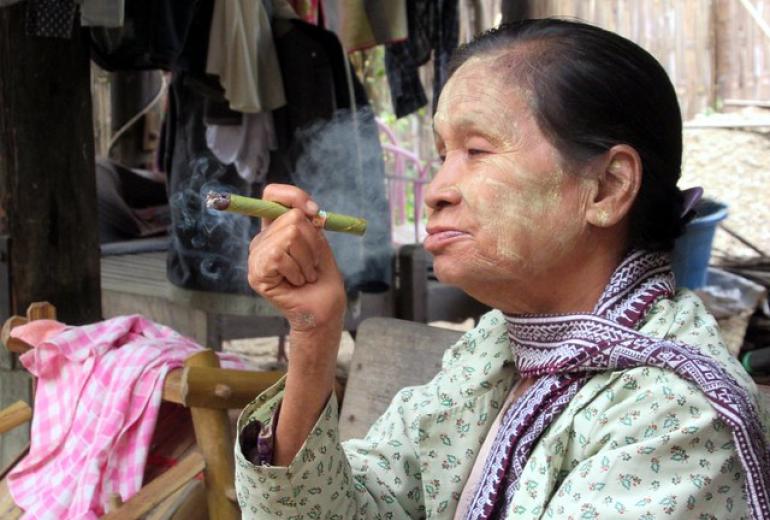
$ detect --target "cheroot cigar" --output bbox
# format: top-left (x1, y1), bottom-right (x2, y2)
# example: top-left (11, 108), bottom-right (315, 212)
top-left (206, 192), bottom-right (367, 236)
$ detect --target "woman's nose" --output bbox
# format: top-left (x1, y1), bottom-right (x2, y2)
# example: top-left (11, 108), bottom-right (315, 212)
top-left (424, 156), bottom-right (463, 211)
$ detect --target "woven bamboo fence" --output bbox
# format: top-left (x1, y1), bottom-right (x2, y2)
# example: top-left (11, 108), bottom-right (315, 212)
top-left (529, 0), bottom-right (770, 120)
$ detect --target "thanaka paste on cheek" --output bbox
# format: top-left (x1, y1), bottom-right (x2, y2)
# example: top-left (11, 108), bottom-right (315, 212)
top-left (431, 56), bottom-right (594, 285)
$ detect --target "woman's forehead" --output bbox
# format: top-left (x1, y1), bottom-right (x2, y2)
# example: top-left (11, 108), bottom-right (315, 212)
top-left (434, 66), bottom-right (532, 141)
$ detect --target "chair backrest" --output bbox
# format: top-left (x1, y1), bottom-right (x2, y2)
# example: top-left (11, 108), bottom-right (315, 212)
top-left (339, 317), bottom-right (463, 441)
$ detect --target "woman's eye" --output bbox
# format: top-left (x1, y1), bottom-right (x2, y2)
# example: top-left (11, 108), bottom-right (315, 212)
top-left (468, 149), bottom-right (488, 156)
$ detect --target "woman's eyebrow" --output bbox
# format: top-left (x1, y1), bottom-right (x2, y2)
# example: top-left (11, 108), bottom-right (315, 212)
top-left (435, 116), bottom-right (504, 143)
top-left (453, 117), bottom-right (507, 145)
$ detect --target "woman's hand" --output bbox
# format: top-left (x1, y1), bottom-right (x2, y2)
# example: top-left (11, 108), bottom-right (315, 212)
top-left (248, 184), bottom-right (347, 466)
top-left (248, 184), bottom-right (347, 336)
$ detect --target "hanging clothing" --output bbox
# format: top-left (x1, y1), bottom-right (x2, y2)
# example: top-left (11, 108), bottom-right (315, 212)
top-left (7, 315), bottom-right (243, 519)
top-left (205, 112), bottom-right (278, 184)
top-left (268, 18), bottom-right (392, 293)
top-left (385, 0), bottom-right (459, 118)
top-left (321, 0), bottom-right (407, 52)
top-left (162, 72), bottom-right (258, 295)
top-left (89, 0), bottom-right (200, 71)
top-left (163, 15), bottom-right (390, 294)
top-left (206, 0), bottom-right (286, 113)
top-left (25, 0), bottom-right (76, 39)
top-left (203, 0), bottom-right (293, 183)
top-left (233, 252), bottom-right (768, 519)
top-left (80, 0), bottom-right (124, 28)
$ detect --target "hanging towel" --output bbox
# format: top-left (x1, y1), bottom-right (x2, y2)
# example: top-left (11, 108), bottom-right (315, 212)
top-left (206, 111), bottom-right (278, 184)
top-left (7, 315), bottom-right (244, 519)
top-left (206, 0), bottom-right (286, 113)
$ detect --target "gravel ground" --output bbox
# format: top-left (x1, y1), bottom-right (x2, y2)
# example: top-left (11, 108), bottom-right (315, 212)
top-left (681, 124), bottom-right (770, 259)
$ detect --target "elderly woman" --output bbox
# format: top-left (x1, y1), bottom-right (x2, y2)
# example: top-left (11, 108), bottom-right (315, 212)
top-left (235, 19), bottom-right (769, 519)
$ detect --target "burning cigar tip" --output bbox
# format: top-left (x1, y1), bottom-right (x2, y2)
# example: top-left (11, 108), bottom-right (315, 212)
top-left (206, 191), bottom-right (231, 210)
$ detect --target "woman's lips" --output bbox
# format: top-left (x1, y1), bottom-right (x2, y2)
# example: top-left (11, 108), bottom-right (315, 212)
top-left (423, 229), bottom-right (469, 251)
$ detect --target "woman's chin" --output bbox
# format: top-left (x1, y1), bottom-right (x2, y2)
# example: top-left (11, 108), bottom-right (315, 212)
top-left (431, 257), bottom-right (470, 288)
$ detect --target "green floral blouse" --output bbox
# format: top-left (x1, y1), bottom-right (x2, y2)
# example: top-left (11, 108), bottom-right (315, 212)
top-left (235, 290), bottom-right (767, 519)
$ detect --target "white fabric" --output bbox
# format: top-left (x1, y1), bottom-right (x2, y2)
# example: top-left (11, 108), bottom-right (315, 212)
top-left (206, 0), bottom-right (286, 113)
top-left (206, 112), bottom-right (277, 184)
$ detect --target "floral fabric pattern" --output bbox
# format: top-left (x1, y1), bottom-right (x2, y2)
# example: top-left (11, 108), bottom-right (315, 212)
top-left (235, 291), bottom-right (765, 519)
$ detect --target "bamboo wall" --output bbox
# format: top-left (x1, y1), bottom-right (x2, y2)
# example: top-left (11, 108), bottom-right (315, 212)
top-left (715, 0), bottom-right (770, 105)
top-left (527, 0), bottom-right (770, 120)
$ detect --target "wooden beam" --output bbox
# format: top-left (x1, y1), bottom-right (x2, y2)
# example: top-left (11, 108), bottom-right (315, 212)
top-left (180, 367), bottom-right (283, 409)
top-left (185, 350), bottom-right (239, 520)
top-left (25, 302), bottom-right (56, 322)
top-left (0, 4), bottom-right (101, 325)
top-left (161, 369), bottom-right (184, 406)
top-left (0, 401), bottom-right (31, 435)
top-left (1, 316), bottom-right (30, 355)
top-left (101, 451), bottom-right (206, 520)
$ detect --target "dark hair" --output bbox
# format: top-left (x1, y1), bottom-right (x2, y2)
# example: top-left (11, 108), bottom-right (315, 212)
top-left (447, 18), bottom-right (685, 251)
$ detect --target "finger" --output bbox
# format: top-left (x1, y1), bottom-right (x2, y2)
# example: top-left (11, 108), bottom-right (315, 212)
top-left (276, 251), bottom-right (306, 287)
top-left (264, 219), bottom-right (321, 280)
top-left (260, 208), bottom-right (310, 243)
top-left (252, 246), bottom-right (306, 288)
top-left (261, 184), bottom-right (320, 229)
top-left (249, 232), bottom-right (262, 254)
top-left (291, 216), bottom-right (324, 268)
top-left (281, 226), bottom-right (318, 282)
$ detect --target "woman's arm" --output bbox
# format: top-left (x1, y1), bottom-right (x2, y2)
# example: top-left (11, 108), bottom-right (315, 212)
top-left (273, 324), bottom-right (341, 466)
top-left (246, 184), bottom-right (347, 466)
top-left (235, 374), bottom-right (427, 519)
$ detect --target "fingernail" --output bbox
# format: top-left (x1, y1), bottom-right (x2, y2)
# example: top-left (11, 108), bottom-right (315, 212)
top-left (305, 200), bottom-right (320, 215)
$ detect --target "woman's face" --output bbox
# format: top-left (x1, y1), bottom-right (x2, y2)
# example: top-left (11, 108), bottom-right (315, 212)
top-left (424, 56), bottom-right (598, 311)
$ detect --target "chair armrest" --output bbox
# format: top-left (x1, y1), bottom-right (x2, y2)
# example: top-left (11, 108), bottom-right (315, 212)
top-left (0, 401), bottom-right (32, 435)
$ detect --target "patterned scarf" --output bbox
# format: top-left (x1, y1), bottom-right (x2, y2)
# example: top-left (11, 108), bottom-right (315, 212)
top-left (464, 250), bottom-right (770, 520)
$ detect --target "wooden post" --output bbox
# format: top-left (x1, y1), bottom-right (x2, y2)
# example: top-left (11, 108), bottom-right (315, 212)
top-left (0, 3), bottom-right (102, 326)
top-left (185, 350), bottom-right (239, 520)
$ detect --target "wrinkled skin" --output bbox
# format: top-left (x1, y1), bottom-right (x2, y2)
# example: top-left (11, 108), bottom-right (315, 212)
top-left (424, 56), bottom-right (623, 314)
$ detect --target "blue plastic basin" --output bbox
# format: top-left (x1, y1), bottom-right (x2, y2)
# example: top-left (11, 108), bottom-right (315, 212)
top-left (671, 199), bottom-right (728, 289)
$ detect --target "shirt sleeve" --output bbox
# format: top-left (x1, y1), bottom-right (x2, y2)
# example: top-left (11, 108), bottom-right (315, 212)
top-left (234, 375), bottom-right (426, 519)
top-left (239, 402), bottom-right (279, 466)
top-left (541, 366), bottom-right (748, 519)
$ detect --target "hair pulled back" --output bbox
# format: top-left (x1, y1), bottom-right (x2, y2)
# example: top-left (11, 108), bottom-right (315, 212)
top-left (447, 19), bottom-right (685, 251)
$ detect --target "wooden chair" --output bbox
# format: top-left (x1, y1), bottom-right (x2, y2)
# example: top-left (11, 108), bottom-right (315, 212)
top-left (0, 302), bottom-right (284, 520)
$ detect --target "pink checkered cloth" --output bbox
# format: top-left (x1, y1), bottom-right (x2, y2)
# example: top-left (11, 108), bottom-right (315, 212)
top-left (7, 315), bottom-right (244, 519)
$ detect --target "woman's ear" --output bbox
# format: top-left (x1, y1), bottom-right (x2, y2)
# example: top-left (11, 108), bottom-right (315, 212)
top-left (586, 145), bottom-right (642, 228)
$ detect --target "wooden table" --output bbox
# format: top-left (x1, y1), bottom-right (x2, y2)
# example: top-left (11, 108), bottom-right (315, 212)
top-left (101, 252), bottom-right (393, 348)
